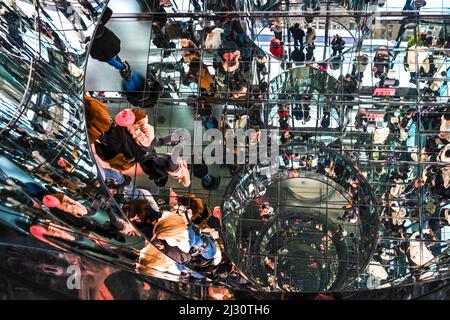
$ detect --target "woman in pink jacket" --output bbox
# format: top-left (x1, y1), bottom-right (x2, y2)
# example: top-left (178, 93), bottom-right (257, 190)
top-left (95, 108), bottom-right (190, 188)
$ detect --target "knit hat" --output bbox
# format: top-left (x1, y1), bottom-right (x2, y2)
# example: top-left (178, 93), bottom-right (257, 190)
top-left (223, 52), bottom-right (235, 61)
top-left (115, 109), bottom-right (135, 127)
top-left (57, 158), bottom-right (67, 168)
top-left (43, 195), bottom-right (61, 208)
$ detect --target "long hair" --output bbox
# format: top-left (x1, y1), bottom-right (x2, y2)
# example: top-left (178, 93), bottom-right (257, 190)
top-left (136, 243), bottom-right (177, 274)
top-left (131, 107), bottom-right (147, 123)
top-left (153, 213), bottom-right (188, 241)
top-left (123, 199), bottom-right (160, 222)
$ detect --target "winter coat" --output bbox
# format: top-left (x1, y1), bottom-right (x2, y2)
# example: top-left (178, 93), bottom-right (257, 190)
top-left (289, 26), bottom-right (305, 41)
top-left (354, 53), bottom-right (369, 73)
top-left (95, 124), bottom-right (156, 171)
top-left (306, 29), bottom-right (316, 45)
top-left (140, 155), bottom-right (171, 186)
top-left (190, 64), bottom-right (213, 90)
top-left (331, 37), bottom-right (345, 49)
top-left (89, 8), bottom-right (120, 62)
top-left (291, 48), bottom-right (305, 62)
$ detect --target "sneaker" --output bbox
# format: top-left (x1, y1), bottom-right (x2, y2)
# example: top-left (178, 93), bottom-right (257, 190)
top-left (171, 131), bottom-right (188, 146)
top-left (57, 195), bottom-right (88, 217)
top-left (119, 61), bottom-right (132, 80)
top-left (179, 161), bottom-right (191, 187)
top-left (30, 224), bottom-right (75, 249)
top-left (168, 160), bottom-right (191, 187)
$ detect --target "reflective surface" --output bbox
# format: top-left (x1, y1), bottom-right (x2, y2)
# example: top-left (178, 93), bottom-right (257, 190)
top-left (0, 0), bottom-right (218, 289)
top-left (222, 143), bottom-right (379, 291)
top-left (0, 0), bottom-right (450, 299)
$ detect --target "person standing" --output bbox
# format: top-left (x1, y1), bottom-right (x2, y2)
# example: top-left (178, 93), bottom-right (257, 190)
top-left (204, 26), bottom-right (224, 50)
top-left (289, 23), bottom-right (305, 49)
top-left (270, 38), bottom-right (284, 58)
top-left (331, 34), bottom-right (345, 57)
top-left (305, 27), bottom-right (316, 62)
top-left (89, 7), bottom-right (131, 79)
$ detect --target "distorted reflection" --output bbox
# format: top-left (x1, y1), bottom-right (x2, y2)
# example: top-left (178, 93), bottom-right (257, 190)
top-left (0, 0), bottom-right (450, 299)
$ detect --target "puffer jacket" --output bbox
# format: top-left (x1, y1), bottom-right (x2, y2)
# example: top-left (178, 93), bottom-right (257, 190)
top-left (127, 116), bottom-right (154, 147)
top-left (205, 28), bottom-right (224, 49)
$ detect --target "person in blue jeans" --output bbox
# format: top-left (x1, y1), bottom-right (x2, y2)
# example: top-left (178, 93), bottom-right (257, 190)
top-left (99, 167), bottom-right (159, 212)
top-left (89, 6), bottom-right (137, 87)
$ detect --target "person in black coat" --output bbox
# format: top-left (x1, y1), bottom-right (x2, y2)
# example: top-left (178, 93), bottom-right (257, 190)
top-left (331, 34), bottom-right (345, 57)
top-left (90, 7), bottom-right (132, 79)
top-left (289, 23), bottom-right (305, 49)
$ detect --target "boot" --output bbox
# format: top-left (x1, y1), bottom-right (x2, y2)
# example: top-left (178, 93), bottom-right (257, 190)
top-left (168, 160), bottom-right (191, 187)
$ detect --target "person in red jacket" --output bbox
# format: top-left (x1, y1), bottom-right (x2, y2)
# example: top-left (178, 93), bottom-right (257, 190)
top-left (270, 38), bottom-right (284, 58)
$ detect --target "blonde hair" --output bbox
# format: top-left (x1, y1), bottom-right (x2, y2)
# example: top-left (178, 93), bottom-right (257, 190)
top-left (137, 243), bottom-right (175, 274)
top-left (153, 213), bottom-right (188, 241)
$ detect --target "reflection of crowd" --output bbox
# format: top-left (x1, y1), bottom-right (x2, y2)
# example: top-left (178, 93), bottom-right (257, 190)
top-left (84, 94), bottom-right (227, 276)
top-left (357, 104), bottom-right (450, 286)
top-left (0, 0), bottom-right (231, 287)
top-left (258, 213), bottom-right (346, 292)
top-left (1, 0), bottom-right (450, 298)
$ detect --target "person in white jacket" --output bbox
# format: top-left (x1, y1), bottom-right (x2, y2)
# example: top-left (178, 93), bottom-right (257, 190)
top-left (204, 26), bottom-right (224, 50)
top-left (408, 232), bottom-right (435, 266)
top-left (406, 45), bottom-right (429, 83)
